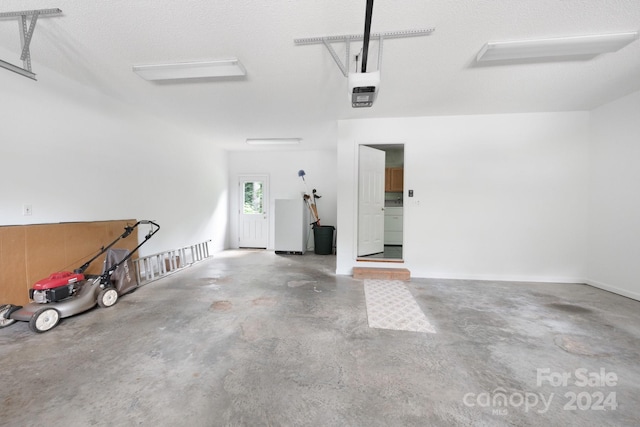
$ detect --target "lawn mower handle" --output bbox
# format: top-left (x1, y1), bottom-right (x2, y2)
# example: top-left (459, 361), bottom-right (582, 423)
top-left (75, 220), bottom-right (159, 274)
top-left (99, 220), bottom-right (160, 286)
top-left (75, 223), bottom-right (135, 273)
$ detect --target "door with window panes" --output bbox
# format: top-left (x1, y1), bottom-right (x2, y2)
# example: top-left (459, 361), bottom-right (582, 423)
top-left (238, 175), bottom-right (269, 248)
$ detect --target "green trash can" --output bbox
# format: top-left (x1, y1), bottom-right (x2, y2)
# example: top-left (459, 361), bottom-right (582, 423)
top-left (313, 225), bottom-right (335, 255)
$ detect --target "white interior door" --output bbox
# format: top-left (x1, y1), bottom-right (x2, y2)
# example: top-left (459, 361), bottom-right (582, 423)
top-left (238, 175), bottom-right (269, 248)
top-left (358, 146), bottom-right (385, 256)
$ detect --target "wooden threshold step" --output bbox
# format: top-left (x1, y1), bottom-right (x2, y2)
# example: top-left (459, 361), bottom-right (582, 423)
top-left (353, 267), bottom-right (410, 281)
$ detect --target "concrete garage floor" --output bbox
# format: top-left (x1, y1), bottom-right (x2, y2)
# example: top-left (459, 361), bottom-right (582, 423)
top-left (1, 250), bottom-right (639, 426)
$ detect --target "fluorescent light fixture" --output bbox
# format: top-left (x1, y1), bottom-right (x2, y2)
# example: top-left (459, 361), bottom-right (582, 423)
top-left (132, 58), bottom-right (246, 80)
top-left (246, 138), bottom-right (301, 145)
top-left (477, 31), bottom-right (639, 62)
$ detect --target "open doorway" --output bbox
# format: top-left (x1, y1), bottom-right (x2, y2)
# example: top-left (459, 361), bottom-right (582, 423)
top-left (357, 144), bottom-right (404, 260)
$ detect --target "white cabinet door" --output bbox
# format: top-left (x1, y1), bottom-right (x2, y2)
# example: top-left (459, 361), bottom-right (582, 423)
top-left (384, 208), bottom-right (403, 244)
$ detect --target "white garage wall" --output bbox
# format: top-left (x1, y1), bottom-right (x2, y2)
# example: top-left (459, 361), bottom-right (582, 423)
top-left (587, 90), bottom-right (640, 300)
top-left (337, 112), bottom-right (590, 282)
top-left (227, 149), bottom-right (337, 250)
top-left (0, 61), bottom-right (228, 255)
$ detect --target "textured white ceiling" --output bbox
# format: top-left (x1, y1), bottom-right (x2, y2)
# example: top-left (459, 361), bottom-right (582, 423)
top-left (1, 0), bottom-right (639, 150)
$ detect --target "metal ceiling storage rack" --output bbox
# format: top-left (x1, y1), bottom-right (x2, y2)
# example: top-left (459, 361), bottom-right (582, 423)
top-left (0, 8), bottom-right (62, 80)
top-left (294, 28), bottom-right (435, 78)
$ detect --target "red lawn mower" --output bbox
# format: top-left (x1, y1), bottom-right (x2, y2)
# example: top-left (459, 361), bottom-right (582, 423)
top-left (0, 220), bottom-right (159, 333)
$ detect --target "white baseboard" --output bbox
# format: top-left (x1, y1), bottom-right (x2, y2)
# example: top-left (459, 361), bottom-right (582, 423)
top-left (337, 268), bottom-right (585, 284)
top-left (338, 266), bottom-right (640, 302)
top-left (412, 273), bottom-right (584, 284)
top-left (585, 279), bottom-right (640, 302)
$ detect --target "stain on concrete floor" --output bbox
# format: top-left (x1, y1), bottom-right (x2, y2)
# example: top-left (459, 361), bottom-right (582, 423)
top-left (210, 300), bottom-right (233, 311)
top-left (553, 334), bottom-right (613, 357)
top-left (546, 303), bottom-right (593, 313)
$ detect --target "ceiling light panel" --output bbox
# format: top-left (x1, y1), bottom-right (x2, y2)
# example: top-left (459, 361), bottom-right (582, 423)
top-left (132, 58), bottom-right (246, 80)
top-left (246, 138), bottom-right (301, 145)
top-left (477, 32), bottom-right (639, 62)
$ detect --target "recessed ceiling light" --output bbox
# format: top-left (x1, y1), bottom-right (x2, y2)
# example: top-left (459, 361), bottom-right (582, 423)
top-left (246, 138), bottom-right (301, 145)
top-left (132, 58), bottom-right (246, 80)
top-left (477, 31), bottom-right (639, 62)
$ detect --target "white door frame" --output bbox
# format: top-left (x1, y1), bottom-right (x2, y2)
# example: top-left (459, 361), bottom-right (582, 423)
top-left (238, 174), bottom-right (269, 248)
top-left (357, 145), bottom-right (386, 256)
top-left (355, 142), bottom-right (405, 261)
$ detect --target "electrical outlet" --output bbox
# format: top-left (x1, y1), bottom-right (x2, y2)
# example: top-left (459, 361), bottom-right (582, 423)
top-left (23, 204), bottom-right (32, 216)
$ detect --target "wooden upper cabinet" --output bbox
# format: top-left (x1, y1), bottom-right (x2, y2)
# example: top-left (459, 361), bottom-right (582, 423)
top-left (385, 169), bottom-right (391, 191)
top-left (385, 167), bottom-right (404, 192)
